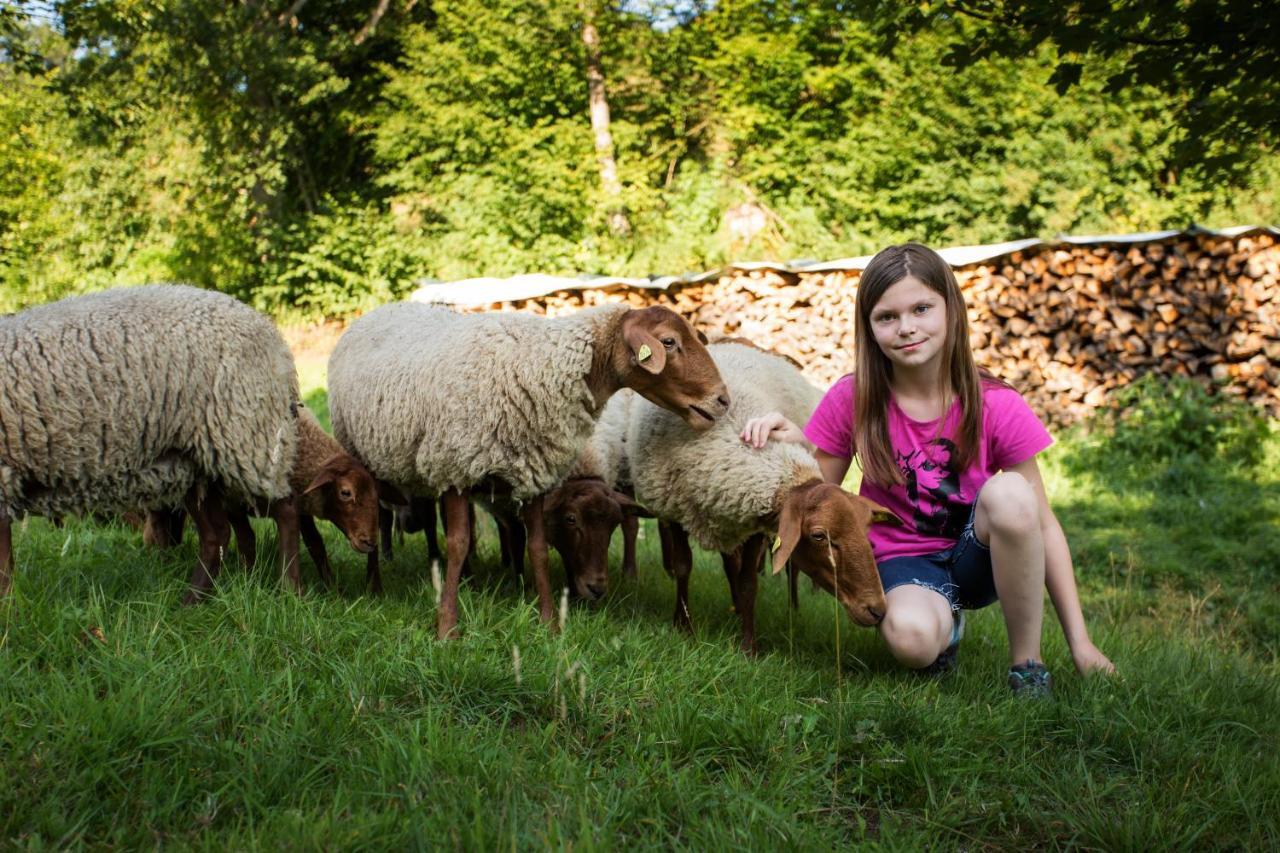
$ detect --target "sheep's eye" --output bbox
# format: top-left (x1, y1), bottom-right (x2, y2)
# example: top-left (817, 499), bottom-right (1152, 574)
top-left (809, 531), bottom-right (827, 542)
top-left (661, 337), bottom-right (677, 350)
top-left (340, 488), bottom-right (354, 501)
top-left (565, 515), bottom-right (577, 527)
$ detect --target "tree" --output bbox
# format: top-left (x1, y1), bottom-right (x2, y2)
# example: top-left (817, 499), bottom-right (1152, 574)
top-left (874, 1), bottom-right (1279, 173)
top-left (581, 0), bottom-right (630, 236)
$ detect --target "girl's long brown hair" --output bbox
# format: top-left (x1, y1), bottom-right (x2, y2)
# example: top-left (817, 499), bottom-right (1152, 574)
top-left (853, 243), bottom-right (1001, 486)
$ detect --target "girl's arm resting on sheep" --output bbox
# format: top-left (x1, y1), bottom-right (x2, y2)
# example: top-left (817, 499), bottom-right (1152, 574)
top-left (815, 449), bottom-right (851, 486)
top-left (740, 412), bottom-right (809, 450)
top-left (1006, 457), bottom-right (1116, 676)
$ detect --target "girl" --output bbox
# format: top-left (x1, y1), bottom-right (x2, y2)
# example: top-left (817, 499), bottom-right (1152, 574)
top-left (742, 243), bottom-right (1113, 695)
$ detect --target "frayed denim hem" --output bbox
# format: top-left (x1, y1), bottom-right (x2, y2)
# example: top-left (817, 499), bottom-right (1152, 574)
top-left (882, 576), bottom-right (961, 611)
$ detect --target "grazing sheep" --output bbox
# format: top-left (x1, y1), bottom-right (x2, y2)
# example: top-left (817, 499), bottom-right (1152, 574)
top-left (0, 284), bottom-right (300, 602)
top-left (627, 341), bottom-right (895, 653)
top-left (328, 302), bottom-right (729, 638)
top-left (145, 405), bottom-right (407, 586)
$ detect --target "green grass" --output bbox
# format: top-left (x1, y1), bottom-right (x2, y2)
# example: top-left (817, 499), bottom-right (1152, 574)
top-left (2, 380), bottom-right (1278, 848)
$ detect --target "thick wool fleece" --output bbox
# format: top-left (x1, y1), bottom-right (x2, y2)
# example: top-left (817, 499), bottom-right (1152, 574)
top-left (292, 405), bottom-right (347, 518)
top-left (628, 342), bottom-right (823, 552)
top-left (0, 284), bottom-right (299, 518)
top-left (567, 389), bottom-right (634, 488)
top-left (328, 302), bottom-right (630, 501)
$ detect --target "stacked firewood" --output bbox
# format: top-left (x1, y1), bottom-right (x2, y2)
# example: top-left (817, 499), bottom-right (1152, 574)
top-left (474, 232), bottom-right (1279, 425)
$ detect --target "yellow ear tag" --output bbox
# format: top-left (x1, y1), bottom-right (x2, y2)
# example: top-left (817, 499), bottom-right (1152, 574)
top-left (772, 536), bottom-right (782, 552)
top-left (638, 343), bottom-right (652, 363)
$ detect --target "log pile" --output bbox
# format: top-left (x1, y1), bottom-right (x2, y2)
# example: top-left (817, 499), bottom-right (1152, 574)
top-left (468, 232), bottom-right (1280, 426)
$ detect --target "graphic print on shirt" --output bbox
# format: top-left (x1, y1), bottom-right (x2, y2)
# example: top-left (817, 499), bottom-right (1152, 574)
top-left (896, 438), bottom-right (971, 539)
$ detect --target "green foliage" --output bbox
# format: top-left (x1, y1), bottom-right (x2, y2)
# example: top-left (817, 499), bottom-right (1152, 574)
top-left (1, 1), bottom-right (1278, 319)
top-left (1065, 374), bottom-right (1273, 490)
top-left (875, 1), bottom-right (1280, 175)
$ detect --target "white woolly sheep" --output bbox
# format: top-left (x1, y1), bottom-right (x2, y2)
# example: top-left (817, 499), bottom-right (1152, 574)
top-left (327, 302), bottom-right (729, 638)
top-left (627, 341), bottom-right (895, 653)
top-left (0, 284), bottom-right (301, 602)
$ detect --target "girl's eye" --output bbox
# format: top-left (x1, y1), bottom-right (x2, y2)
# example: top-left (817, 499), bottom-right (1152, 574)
top-left (874, 313), bottom-right (895, 324)
top-left (914, 303), bottom-right (932, 315)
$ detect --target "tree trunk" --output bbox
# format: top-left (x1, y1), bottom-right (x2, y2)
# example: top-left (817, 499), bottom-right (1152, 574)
top-left (580, 0), bottom-right (630, 237)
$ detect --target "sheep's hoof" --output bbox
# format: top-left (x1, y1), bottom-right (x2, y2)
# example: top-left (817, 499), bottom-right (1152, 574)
top-left (437, 615), bottom-right (461, 641)
top-left (180, 588), bottom-right (210, 607)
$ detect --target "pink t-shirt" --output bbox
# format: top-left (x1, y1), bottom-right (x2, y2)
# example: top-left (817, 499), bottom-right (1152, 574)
top-left (803, 375), bottom-right (1053, 562)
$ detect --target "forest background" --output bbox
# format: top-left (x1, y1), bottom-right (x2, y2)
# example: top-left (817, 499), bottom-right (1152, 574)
top-left (2, 0), bottom-right (1278, 320)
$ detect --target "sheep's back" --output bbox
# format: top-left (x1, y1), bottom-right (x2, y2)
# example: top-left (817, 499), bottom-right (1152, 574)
top-left (329, 303), bottom-right (623, 499)
top-left (0, 284), bottom-right (299, 517)
top-left (628, 342), bottom-right (822, 551)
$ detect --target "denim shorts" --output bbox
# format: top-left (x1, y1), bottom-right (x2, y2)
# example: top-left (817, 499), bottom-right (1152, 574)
top-left (877, 505), bottom-right (997, 612)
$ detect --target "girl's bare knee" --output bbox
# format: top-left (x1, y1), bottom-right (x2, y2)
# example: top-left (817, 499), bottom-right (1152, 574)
top-left (978, 472), bottom-right (1038, 537)
top-left (881, 607), bottom-right (946, 669)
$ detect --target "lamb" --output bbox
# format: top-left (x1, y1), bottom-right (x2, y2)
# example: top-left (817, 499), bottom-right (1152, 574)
top-left (327, 302), bottom-right (729, 638)
top-left (146, 404), bottom-right (406, 586)
top-left (627, 341), bottom-right (895, 653)
top-left (486, 389), bottom-right (647, 599)
top-left (0, 284), bottom-right (301, 602)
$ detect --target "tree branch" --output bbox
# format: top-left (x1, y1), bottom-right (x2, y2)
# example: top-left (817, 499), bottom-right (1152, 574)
top-left (354, 0), bottom-right (393, 45)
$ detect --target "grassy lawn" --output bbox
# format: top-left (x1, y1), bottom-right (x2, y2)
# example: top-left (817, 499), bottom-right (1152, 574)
top-left (2, 369), bottom-right (1277, 848)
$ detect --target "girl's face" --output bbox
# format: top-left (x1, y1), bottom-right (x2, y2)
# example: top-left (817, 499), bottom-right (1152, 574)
top-left (868, 275), bottom-right (948, 372)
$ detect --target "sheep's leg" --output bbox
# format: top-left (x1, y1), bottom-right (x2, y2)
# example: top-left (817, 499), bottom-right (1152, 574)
top-left (425, 497), bottom-right (441, 562)
top-left (181, 486), bottom-right (231, 605)
top-left (621, 513), bottom-right (639, 579)
top-left (379, 505), bottom-right (394, 560)
top-left (720, 548), bottom-right (742, 614)
top-left (668, 522), bottom-right (694, 634)
top-left (521, 495), bottom-right (556, 629)
top-left (508, 516), bottom-right (526, 584)
top-left (143, 508), bottom-right (186, 549)
top-left (658, 520), bottom-right (674, 577)
top-left (365, 549), bottom-right (383, 595)
top-left (228, 509), bottom-right (257, 569)
top-left (270, 495), bottom-right (302, 595)
top-left (463, 501), bottom-right (476, 579)
top-left (299, 514), bottom-right (333, 586)
top-left (437, 488), bottom-right (471, 640)
top-left (0, 505), bottom-right (13, 597)
top-left (497, 513), bottom-right (512, 569)
top-left (736, 534), bottom-right (766, 655)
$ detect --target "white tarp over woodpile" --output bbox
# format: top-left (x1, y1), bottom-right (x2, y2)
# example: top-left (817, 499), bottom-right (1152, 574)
top-left (409, 225), bottom-right (1280, 307)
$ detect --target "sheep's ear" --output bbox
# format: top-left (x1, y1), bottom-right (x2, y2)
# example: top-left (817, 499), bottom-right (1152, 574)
top-left (695, 328), bottom-right (709, 345)
top-left (378, 480), bottom-right (409, 507)
top-left (544, 486), bottom-right (568, 515)
top-left (853, 494), bottom-right (904, 527)
top-left (772, 492), bottom-right (805, 575)
top-left (614, 491), bottom-right (654, 518)
top-left (623, 319), bottom-right (667, 375)
top-left (303, 469), bottom-right (336, 496)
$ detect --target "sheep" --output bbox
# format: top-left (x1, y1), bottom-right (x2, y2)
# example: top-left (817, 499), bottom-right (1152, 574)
top-left (145, 404), bottom-right (406, 586)
top-left (626, 341), bottom-right (896, 653)
top-left (0, 284), bottom-right (301, 603)
top-left (531, 341), bottom-right (799, 588)
top-left (327, 302), bottom-right (729, 638)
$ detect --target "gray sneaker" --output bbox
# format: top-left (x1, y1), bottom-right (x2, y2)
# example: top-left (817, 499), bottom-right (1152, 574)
top-left (922, 610), bottom-right (964, 676)
top-left (1008, 659), bottom-right (1053, 698)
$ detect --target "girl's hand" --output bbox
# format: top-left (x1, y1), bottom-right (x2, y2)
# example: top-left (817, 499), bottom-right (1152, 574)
top-left (1071, 640), bottom-right (1116, 676)
top-left (740, 412), bottom-right (803, 448)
